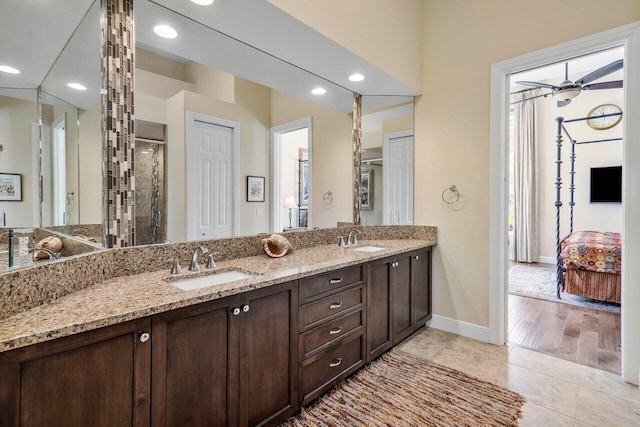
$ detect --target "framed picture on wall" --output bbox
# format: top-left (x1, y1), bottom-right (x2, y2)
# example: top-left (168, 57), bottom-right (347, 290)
top-left (299, 148), bottom-right (309, 206)
top-left (247, 175), bottom-right (265, 202)
top-left (361, 170), bottom-right (373, 210)
top-left (0, 173), bottom-right (22, 201)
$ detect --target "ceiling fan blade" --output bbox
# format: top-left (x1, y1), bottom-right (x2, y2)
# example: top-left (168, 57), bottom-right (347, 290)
top-left (582, 80), bottom-right (623, 90)
top-left (515, 80), bottom-right (559, 90)
top-left (557, 99), bottom-right (572, 108)
top-left (575, 59), bottom-right (623, 85)
top-left (510, 92), bottom-right (552, 105)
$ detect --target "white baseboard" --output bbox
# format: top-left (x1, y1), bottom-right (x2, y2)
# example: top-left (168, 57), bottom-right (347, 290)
top-left (538, 256), bottom-right (556, 265)
top-left (426, 314), bottom-right (489, 343)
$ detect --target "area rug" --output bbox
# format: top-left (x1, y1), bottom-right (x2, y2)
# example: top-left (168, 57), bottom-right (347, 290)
top-left (509, 264), bottom-right (620, 313)
top-left (280, 350), bottom-right (525, 427)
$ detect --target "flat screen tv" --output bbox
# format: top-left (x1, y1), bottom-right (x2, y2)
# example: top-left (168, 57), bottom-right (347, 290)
top-left (590, 166), bottom-right (622, 203)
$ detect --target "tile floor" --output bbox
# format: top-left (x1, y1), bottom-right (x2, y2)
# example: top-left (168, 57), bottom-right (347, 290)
top-left (397, 328), bottom-right (640, 426)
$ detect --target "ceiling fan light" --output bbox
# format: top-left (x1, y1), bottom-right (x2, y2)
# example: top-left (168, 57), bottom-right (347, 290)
top-left (553, 87), bottom-right (580, 101)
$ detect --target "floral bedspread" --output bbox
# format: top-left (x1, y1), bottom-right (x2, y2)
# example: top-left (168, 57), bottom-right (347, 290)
top-left (560, 231), bottom-right (621, 275)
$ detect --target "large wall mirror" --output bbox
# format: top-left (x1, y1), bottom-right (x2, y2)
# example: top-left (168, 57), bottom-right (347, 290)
top-left (1, 0), bottom-right (415, 272)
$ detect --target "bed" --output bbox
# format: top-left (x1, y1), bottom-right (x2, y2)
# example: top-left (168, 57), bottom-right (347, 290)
top-left (560, 231), bottom-right (621, 303)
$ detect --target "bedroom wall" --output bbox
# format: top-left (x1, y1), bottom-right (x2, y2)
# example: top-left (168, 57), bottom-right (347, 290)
top-left (536, 73), bottom-right (624, 262)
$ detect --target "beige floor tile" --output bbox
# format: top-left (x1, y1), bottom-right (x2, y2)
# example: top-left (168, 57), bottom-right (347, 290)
top-left (396, 328), bottom-right (450, 360)
top-left (431, 338), bottom-right (508, 381)
top-left (519, 401), bottom-right (576, 426)
top-left (575, 387), bottom-right (640, 426)
top-left (509, 345), bottom-right (583, 384)
top-left (580, 365), bottom-right (640, 403)
top-left (491, 363), bottom-right (579, 417)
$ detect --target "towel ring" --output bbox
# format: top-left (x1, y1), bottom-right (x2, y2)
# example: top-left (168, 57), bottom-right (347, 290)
top-left (441, 185), bottom-right (460, 204)
top-left (323, 190), bottom-right (333, 206)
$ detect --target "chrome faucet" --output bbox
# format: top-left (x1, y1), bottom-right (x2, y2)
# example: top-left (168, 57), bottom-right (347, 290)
top-left (189, 246), bottom-right (209, 272)
top-left (347, 229), bottom-right (361, 247)
top-left (29, 247), bottom-right (62, 260)
top-left (206, 252), bottom-right (218, 269)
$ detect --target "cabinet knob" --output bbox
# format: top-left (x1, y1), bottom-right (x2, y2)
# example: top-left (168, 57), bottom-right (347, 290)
top-left (232, 307), bottom-right (241, 316)
top-left (329, 302), bottom-right (342, 309)
top-left (329, 326), bottom-right (343, 335)
top-left (329, 278), bottom-right (343, 284)
top-left (329, 358), bottom-right (343, 368)
top-left (415, 255), bottom-right (419, 260)
top-left (139, 332), bottom-right (150, 343)
top-left (242, 304), bottom-right (250, 313)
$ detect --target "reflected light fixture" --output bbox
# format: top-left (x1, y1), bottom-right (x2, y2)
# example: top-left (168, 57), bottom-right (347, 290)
top-left (348, 73), bottom-right (365, 82)
top-left (67, 82), bottom-right (87, 91)
top-left (191, 0), bottom-right (215, 5)
top-left (0, 65), bottom-right (20, 74)
top-left (311, 87), bottom-right (326, 95)
top-left (283, 196), bottom-right (297, 228)
top-left (154, 24), bottom-right (178, 39)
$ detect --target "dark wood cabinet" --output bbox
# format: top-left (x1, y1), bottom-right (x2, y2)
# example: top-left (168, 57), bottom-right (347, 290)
top-left (0, 318), bottom-right (151, 427)
top-left (411, 248), bottom-right (432, 331)
top-left (152, 281), bottom-right (298, 427)
top-left (366, 257), bottom-right (393, 361)
top-left (391, 256), bottom-right (413, 345)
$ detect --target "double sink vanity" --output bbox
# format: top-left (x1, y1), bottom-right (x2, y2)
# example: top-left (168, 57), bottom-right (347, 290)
top-left (0, 225), bottom-right (435, 426)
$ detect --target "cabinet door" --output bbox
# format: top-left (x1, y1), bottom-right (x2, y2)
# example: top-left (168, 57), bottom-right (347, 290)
top-left (391, 256), bottom-right (413, 345)
top-left (238, 281), bottom-right (298, 427)
top-left (412, 248), bottom-right (432, 331)
top-left (152, 298), bottom-right (235, 427)
top-left (0, 318), bottom-right (151, 427)
top-left (366, 258), bottom-right (392, 362)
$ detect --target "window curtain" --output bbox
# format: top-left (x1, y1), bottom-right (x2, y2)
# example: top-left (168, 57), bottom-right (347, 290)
top-left (513, 92), bottom-right (539, 263)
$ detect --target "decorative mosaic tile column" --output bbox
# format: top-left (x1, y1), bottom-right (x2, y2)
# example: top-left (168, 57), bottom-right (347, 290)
top-left (102, 0), bottom-right (135, 247)
top-left (353, 93), bottom-right (362, 225)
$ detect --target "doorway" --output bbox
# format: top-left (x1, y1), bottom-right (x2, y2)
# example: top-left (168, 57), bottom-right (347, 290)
top-left (383, 130), bottom-right (414, 225)
top-left (270, 118), bottom-right (312, 233)
top-left (52, 118), bottom-right (66, 226)
top-left (489, 22), bottom-right (640, 384)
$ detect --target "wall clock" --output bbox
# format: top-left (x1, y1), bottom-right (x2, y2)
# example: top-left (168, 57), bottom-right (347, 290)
top-left (586, 103), bottom-right (622, 130)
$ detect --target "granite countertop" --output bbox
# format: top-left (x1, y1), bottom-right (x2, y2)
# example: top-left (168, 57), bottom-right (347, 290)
top-left (0, 239), bottom-right (434, 353)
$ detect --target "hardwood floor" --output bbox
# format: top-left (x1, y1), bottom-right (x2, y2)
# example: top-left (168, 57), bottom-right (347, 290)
top-left (509, 294), bottom-right (621, 374)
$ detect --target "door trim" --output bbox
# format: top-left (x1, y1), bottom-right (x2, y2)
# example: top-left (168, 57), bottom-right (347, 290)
top-left (383, 129), bottom-right (413, 225)
top-left (489, 21), bottom-right (640, 384)
top-left (270, 117), bottom-right (313, 233)
top-left (186, 111), bottom-right (240, 240)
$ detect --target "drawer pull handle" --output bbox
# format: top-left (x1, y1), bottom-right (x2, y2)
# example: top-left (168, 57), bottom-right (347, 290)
top-left (416, 255), bottom-right (419, 260)
top-left (329, 326), bottom-right (343, 335)
top-left (329, 278), bottom-right (343, 284)
top-left (329, 302), bottom-right (343, 309)
top-left (329, 358), bottom-right (343, 368)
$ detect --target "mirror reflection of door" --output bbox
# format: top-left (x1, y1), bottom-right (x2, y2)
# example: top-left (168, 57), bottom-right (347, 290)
top-left (188, 115), bottom-right (237, 241)
top-left (271, 118), bottom-right (311, 233)
top-left (52, 118), bottom-right (66, 226)
top-left (384, 131), bottom-right (414, 225)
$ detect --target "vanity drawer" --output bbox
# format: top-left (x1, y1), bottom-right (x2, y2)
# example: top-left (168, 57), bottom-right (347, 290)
top-left (300, 332), bottom-right (365, 405)
top-left (300, 309), bottom-right (364, 359)
top-left (299, 265), bottom-right (364, 303)
top-left (300, 286), bottom-right (365, 331)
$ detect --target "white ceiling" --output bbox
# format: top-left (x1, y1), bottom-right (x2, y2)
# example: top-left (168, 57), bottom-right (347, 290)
top-left (1, 0), bottom-right (418, 113)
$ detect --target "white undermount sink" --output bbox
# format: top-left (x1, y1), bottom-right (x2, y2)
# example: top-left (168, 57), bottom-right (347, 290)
top-left (169, 269), bottom-right (255, 291)
top-left (351, 246), bottom-right (385, 252)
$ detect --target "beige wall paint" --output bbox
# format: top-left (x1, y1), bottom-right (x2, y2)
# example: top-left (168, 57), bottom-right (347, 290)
top-left (0, 95), bottom-right (37, 227)
top-left (184, 62), bottom-right (235, 104)
top-left (417, 0), bottom-right (640, 326)
top-left (270, 90), bottom-right (353, 229)
top-left (267, 0), bottom-right (423, 91)
top-left (78, 102), bottom-right (102, 224)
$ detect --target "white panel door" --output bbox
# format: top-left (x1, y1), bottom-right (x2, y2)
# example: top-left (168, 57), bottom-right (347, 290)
top-left (190, 121), bottom-right (234, 240)
top-left (387, 135), bottom-right (414, 225)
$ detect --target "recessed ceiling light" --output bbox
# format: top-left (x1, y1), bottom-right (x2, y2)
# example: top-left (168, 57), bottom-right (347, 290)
top-left (348, 73), bottom-right (365, 82)
top-left (311, 87), bottom-right (326, 95)
top-left (153, 24), bottom-right (178, 39)
top-left (67, 82), bottom-right (87, 91)
top-left (0, 65), bottom-right (20, 74)
top-left (191, 0), bottom-right (215, 5)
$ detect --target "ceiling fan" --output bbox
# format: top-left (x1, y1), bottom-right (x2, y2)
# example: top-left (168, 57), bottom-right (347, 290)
top-left (514, 59), bottom-right (623, 107)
